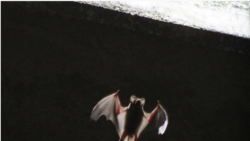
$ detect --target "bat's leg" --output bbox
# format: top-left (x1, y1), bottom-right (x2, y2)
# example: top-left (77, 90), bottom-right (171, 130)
top-left (134, 134), bottom-right (137, 141)
top-left (119, 131), bottom-right (127, 141)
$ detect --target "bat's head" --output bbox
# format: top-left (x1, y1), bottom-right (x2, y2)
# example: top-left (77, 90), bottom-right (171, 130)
top-left (130, 95), bottom-right (145, 106)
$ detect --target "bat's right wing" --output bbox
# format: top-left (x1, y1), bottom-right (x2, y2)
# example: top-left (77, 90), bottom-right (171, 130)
top-left (136, 101), bottom-right (168, 138)
top-left (147, 102), bottom-right (169, 135)
top-left (91, 90), bottom-right (127, 137)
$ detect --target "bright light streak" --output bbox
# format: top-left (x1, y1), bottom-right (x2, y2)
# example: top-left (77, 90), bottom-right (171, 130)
top-left (80, 1), bottom-right (250, 39)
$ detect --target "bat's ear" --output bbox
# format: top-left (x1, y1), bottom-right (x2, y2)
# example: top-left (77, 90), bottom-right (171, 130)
top-left (130, 95), bottom-right (136, 103)
top-left (141, 98), bottom-right (145, 106)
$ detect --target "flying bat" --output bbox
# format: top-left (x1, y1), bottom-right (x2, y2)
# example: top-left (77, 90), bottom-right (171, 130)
top-left (91, 90), bottom-right (168, 141)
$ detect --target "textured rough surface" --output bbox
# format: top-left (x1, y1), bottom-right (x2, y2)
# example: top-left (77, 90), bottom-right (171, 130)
top-left (2, 2), bottom-right (250, 141)
top-left (82, 1), bottom-right (250, 39)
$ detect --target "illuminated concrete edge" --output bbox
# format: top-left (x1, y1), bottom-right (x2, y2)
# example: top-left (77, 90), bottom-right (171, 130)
top-left (79, 1), bottom-right (250, 39)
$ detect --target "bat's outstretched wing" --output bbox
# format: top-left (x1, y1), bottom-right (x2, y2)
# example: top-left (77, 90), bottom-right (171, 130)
top-left (91, 90), bottom-right (127, 137)
top-left (136, 101), bottom-right (168, 137)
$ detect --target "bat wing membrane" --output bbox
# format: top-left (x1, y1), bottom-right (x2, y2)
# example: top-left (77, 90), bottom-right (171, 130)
top-left (91, 91), bottom-right (127, 137)
top-left (137, 102), bottom-right (168, 137)
top-left (151, 103), bottom-right (168, 134)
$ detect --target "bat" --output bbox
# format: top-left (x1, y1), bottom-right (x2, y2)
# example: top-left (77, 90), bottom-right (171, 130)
top-left (91, 90), bottom-right (168, 141)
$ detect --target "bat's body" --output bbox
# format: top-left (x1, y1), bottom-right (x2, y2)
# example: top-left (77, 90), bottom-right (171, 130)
top-left (91, 91), bottom-right (168, 141)
top-left (125, 102), bottom-right (143, 135)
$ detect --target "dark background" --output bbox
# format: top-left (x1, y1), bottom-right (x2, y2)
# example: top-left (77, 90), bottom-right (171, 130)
top-left (2, 2), bottom-right (250, 141)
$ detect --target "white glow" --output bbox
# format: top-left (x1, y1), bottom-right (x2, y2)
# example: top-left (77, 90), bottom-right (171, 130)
top-left (158, 120), bottom-right (168, 134)
top-left (80, 1), bottom-right (250, 39)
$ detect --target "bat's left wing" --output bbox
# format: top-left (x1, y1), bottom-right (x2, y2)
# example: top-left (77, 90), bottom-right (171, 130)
top-left (91, 90), bottom-right (127, 137)
top-left (136, 101), bottom-right (168, 138)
